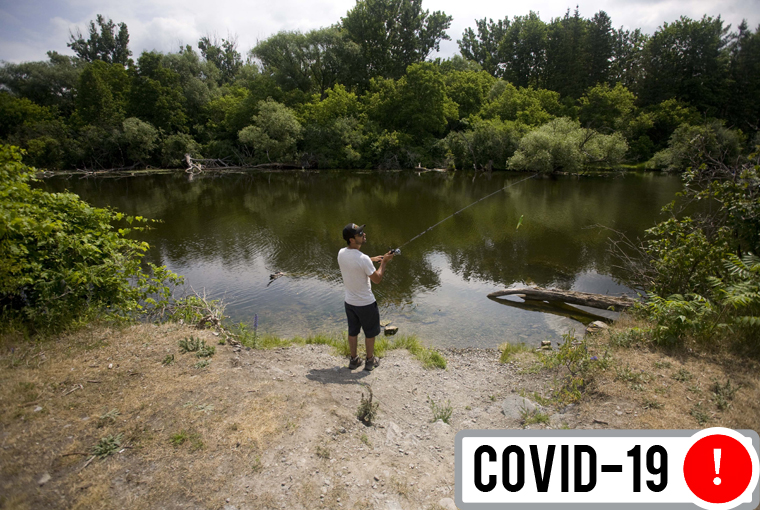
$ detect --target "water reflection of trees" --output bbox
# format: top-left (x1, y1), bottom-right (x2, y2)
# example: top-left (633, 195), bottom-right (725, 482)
top-left (41, 171), bottom-right (680, 300)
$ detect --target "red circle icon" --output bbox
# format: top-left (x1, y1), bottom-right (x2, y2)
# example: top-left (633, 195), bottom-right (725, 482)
top-left (684, 434), bottom-right (753, 504)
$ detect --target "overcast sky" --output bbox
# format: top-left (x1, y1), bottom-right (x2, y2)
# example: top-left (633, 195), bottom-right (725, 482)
top-left (1, 0), bottom-right (759, 64)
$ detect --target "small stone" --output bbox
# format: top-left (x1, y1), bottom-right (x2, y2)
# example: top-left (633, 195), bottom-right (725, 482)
top-left (502, 396), bottom-right (536, 420)
top-left (38, 473), bottom-right (51, 486)
top-left (374, 475), bottom-right (380, 481)
top-left (34, 406), bottom-right (43, 412)
top-left (226, 498), bottom-right (230, 503)
top-left (108, 363), bottom-right (113, 369)
top-left (384, 326), bottom-right (399, 336)
top-left (438, 497), bottom-right (457, 510)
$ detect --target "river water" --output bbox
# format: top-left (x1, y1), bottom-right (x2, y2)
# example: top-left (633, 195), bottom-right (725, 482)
top-left (41, 170), bottom-right (681, 348)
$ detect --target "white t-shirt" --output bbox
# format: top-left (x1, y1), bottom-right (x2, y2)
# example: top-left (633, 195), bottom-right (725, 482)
top-left (337, 247), bottom-right (377, 306)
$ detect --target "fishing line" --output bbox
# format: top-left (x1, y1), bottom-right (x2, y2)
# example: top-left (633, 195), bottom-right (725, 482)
top-left (392, 173), bottom-right (537, 254)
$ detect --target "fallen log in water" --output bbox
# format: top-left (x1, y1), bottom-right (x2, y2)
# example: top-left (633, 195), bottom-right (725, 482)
top-left (487, 287), bottom-right (637, 311)
top-left (487, 294), bottom-right (612, 325)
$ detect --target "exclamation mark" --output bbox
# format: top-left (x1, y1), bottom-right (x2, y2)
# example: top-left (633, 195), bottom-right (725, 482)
top-left (714, 449), bottom-right (722, 485)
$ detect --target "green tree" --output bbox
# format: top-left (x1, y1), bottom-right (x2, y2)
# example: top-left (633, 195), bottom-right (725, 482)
top-left (578, 83), bottom-right (636, 132)
top-left (68, 14), bottom-right (132, 66)
top-left (443, 69), bottom-right (495, 121)
top-left (163, 46), bottom-right (221, 130)
top-left (121, 117), bottom-right (158, 165)
top-left (0, 93), bottom-right (69, 169)
top-left (499, 12), bottom-right (548, 88)
top-left (365, 63), bottom-right (457, 140)
top-left (639, 16), bottom-right (730, 115)
top-left (480, 82), bottom-right (562, 127)
top-left (610, 27), bottom-right (648, 90)
top-left (0, 51), bottom-right (82, 115)
top-left (238, 98), bottom-right (303, 162)
top-left (441, 118), bottom-right (526, 170)
top-left (726, 21), bottom-right (760, 132)
top-left (508, 117), bottom-right (627, 173)
top-left (128, 52), bottom-right (187, 133)
top-left (73, 60), bottom-right (130, 127)
top-left (341, 0), bottom-right (452, 82)
top-left (585, 11), bottom-right (614, 86)
top-left (544, 9), bottom-right (589, 98)
top-left (197, 34), bottom-right (243, 85)
top-left (299, 84), bottom-right (366, 167)
top-left (458, 17), bottom-right (509, 77)
top-left (252, 27), bottom-right (362, 96)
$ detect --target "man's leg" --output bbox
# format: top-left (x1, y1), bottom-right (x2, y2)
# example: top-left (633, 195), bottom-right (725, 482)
top-left (365, 337), bottom-right (374, 359)
top-left (349, 335), bottom-right (359, 358)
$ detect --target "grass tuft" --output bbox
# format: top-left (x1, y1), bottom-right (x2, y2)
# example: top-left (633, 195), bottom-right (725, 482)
top-left (91, 433), bottom-right (123, 458)
top-left (178, 336), bottom-right (201, 353)
top-left (194, 359), bottom-right (211, 369)
top-left (356, 385), bottom-right (379, 424)
top-left (97, 408), bottom-right (120, 428)
top-left (712, 379), bottom-right (738, 411)
top-left (428, 396), bottom-right (453, 424)
top-left (672, 368), bottom-right (693, 382)
top-left (499, 342), bottom-right (530, 363)
top-left (520, 408), bottom-right (550, 426)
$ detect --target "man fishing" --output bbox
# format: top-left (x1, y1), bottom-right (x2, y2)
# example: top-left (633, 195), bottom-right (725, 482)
top-left (337, 223), bottom-right (394, 371)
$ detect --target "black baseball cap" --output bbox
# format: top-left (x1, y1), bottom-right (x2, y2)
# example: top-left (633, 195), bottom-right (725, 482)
top-left (342, 223), bottom-right (365, 241)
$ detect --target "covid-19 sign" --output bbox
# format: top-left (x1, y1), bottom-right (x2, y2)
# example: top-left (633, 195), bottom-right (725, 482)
top-left (455, 428), bottom-right (759, 510)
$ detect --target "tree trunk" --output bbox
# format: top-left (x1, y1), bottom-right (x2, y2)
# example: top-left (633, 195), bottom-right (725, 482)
top-left (487, 287), bottom-right (637, 311)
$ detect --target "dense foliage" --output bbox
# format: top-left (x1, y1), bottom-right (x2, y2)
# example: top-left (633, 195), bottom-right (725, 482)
top-left (619, 153), bottom-right (760, 352)
top-left (0, 4), bottom-right (758, 173)
top-left (0, 145), bottom-right (184, 331)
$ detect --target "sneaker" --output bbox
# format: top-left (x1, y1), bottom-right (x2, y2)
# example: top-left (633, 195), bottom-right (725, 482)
top-left (364, 356), bottom-right (380, 371)
top-left (348, 356), bottom-right (363, 370)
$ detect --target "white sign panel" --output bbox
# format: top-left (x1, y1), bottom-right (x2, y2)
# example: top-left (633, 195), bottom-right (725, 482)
top-left (456, 428), bottom-right (759, 510)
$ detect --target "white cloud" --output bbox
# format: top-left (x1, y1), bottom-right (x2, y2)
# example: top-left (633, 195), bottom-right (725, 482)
top-left (1, 0), bottom-right (758, 63)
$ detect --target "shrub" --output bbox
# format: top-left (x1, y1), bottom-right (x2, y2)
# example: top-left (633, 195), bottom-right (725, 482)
top-left (0, 144), bottom-right (182, 332)
top-left (161, 133), bottom-right (201, 168)
top-left (647, 121), bottom-right (745, 172)
top-left (122, 117), bottom-right (158, 165)
top-left (508, 117), bottom-right (627, 173)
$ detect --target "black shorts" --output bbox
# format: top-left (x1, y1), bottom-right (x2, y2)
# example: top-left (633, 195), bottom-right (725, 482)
top-left (344, 301), bottom-right (381, 338)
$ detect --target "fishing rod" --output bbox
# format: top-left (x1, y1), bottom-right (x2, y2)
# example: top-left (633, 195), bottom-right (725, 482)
top-left (387, 173), bottom-right (537, 256)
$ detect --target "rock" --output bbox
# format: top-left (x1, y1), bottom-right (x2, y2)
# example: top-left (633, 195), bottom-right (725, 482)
top-left (384, 326), bottom-right (399, 336)
top-left (539, 340), bottom-right (552, 351)
top-left (467, 408), bottom-right (482, 419)
top-left (433, 420), bottom-right (451, 433)
top-left (549, 413), bottom-right (566, 428)
top-left (38, 473), bottom-right (51, 486)
top-left (223, 505), bottom-right (238, 510)
top-left (502, 396), bottom-right (536, 420)
top-left (34, 406), bottom-right (43, 412)
top-left (438, 497), bottom-right (458, 510)
top-left (586, 321), bottom-right (609, 334)
top-left (385, 500), bottom-right (403, 510)
top-left (386, 422), bottom-right (402, 443)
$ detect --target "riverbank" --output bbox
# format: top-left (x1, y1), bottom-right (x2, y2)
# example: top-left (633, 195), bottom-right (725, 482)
top-left (1, 321), bottom-right (758, 509)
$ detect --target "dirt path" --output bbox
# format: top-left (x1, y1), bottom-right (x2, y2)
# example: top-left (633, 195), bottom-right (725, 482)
top-left (1, 323), bottom-right (757, 509)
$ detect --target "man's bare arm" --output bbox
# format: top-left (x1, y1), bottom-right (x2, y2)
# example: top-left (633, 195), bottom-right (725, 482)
top-left (369, 251), bottom-right (394, 284)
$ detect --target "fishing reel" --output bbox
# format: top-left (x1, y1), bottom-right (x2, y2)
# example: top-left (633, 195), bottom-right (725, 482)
top-left (389, 247), bottom-right (401, 256)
